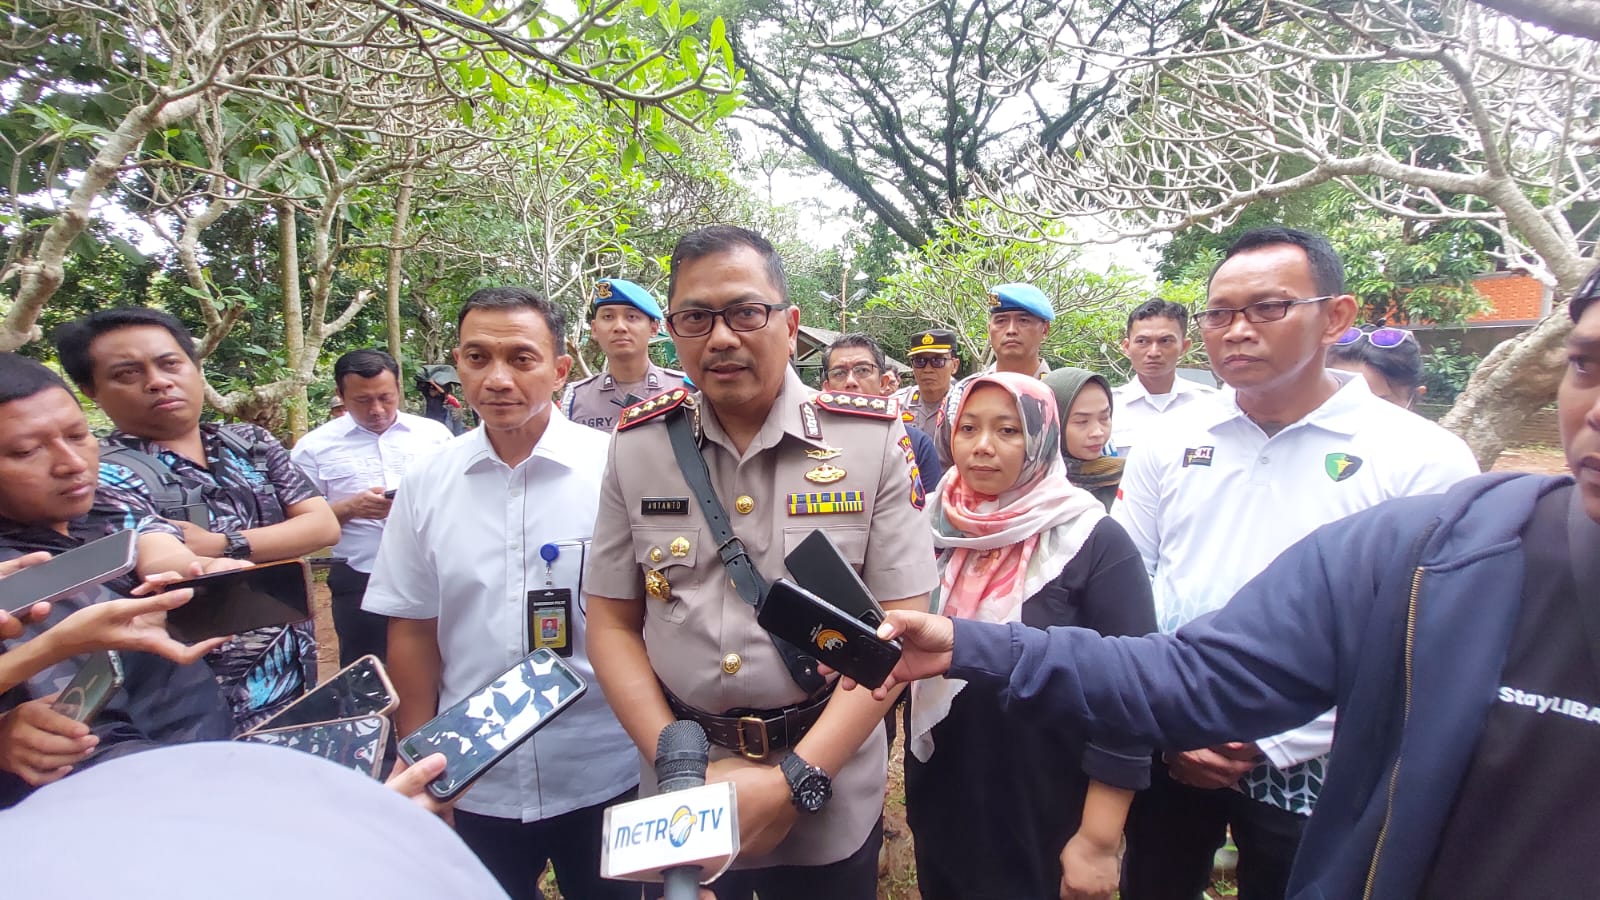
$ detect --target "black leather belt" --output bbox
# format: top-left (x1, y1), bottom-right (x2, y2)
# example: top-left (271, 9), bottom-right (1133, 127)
top-left (663, 685), bottom-right (833, 761)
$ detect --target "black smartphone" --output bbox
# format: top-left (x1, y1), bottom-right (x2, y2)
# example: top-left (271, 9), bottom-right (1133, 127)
top-left (50, 650), bottom-right (126, 723)
top-left (245, 654), bottom-right (397, 734)
top-left (757, 578), bottom-right (902, 689)
top-left (784, 529), bottom-right (885, 626)
top-left (382, 489), bottom-right (397, 499)
top-left (239, 714), bottom-right (391, 779)
top-left (1, 530), bottom-right (138, 617)
top-left (164, 559), bottom-right (312, 643)
top-left (396, 648), bottom-right (587, 801)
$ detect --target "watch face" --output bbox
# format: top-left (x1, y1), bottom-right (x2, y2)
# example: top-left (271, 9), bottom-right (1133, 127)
top-left (795, 771), bottom-right (831, 813)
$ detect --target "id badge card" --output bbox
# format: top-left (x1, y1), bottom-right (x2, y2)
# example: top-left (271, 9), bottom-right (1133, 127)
top-left (528, 588), bottom-right (574, 658)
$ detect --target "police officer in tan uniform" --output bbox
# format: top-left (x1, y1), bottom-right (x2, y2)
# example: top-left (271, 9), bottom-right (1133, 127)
top-left (561, 278), bottom-right (685, 431)
top-left (893, 327), bottom-right (960, 437)
top-left (586, 226), bottom-right (936, 899)
top-left (984, 282), bottom-right (1055, 378)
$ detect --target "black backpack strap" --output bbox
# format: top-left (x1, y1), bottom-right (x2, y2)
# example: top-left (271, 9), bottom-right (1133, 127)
top-left (663, 403), bottom-right (824, 695)
top-left (214, 424), bottom-right (270, 474)
top-left (98, 442), bottom-right (210, 527)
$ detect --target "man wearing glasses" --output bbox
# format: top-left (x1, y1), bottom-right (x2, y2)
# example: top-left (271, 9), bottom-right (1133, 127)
top-left (893, 328), bottom-right (960, 438)
top-left (1110, 227), bottom-right (1479, 900)
top-left (585, 226), bottom-right (935, 898)
top-left (822, 333), bottom-right (942, 501)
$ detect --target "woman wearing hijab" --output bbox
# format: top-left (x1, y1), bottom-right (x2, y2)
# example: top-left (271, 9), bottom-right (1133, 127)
top-left (906, 372), bottom-right (1157, 900)
top-left (1043, 368), bottom-right (1123, 511)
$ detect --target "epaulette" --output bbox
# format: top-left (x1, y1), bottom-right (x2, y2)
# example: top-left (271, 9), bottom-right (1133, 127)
top-left (616, 388), bottom-right (692, 431)
top-left (814, 390), bottom-right (898, 420)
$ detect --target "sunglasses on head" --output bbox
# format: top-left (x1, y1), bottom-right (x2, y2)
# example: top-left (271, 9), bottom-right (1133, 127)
top-left (910, 356), bottom-right (953, 369)
top-left (1337, 326), bottom-right (1415, 349)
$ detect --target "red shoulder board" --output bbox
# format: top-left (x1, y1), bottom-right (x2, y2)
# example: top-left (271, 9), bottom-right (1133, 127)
top-left (814, 390), bottom-right (898, 420)
top-left (616, 388), bottom-right (691, 431)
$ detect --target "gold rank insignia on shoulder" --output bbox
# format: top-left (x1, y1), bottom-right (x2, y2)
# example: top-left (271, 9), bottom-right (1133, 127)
top-left (814, 390), bottom-right (897, 421)
top-left (805, 463), bottom-right (847, 484)
top-left (617, 388), bottom-right (689, 431)
top-left (787, 491), bottom-right (864, 515)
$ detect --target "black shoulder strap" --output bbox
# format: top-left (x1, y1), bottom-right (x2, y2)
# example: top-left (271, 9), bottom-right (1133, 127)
top-left (663, 404), bottom-right (824, 694)
top-left (98, 442), bottom-right (210, 527)
top-left (215, 424), bottom-right (270, 473)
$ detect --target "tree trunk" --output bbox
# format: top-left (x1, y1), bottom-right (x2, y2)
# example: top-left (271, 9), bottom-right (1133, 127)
top-left (385, 167), bottom-right (415, 368)
top-left (278, 202), bottom-right (308, 439)
top-left (1440, 304), bottom-right (1573, 469)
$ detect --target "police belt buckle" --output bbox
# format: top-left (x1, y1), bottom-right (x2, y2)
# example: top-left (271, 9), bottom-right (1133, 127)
top-left (737, 715), bottom-right (771, 761)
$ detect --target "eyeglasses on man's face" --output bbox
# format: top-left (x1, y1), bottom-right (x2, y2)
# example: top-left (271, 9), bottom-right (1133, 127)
top-left (826, 363), bottom-right (881, 382)
top-left (911, 355), bottom-right (953, 369)
top-left (663, 302), bottom-right (788, 338)
top-left (1195, 296), bottom-right (1333, 331)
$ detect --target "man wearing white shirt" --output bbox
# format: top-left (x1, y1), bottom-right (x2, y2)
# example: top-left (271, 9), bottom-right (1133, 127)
top-left (1111, 227), bottom-right (1479, 900)
top-left (291, 350), bottom-right (453, 666)
top-left (1111, 299), bottom-right (1215, 456)
top-left (365, 288), bottom-right (636, 900)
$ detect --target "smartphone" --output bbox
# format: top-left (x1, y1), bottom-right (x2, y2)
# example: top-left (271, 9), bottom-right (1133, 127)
top-left (757, 579), bottom-right (902, 689)
top-left (164, 559), bottom-right (312, 643)
top-left (245, 654), bottom-right (396, 734)
top-left (307, 556), bottom-right (348, 569)
top-left (784, 529), bottom-right (885, 626)
top-left (382, 489), bottom-right (397, 499)
top-left (239, 714), bottom-right (391, 779)
top-left (396, 648), bottom-right (587, 801)
top-left (50, 650), bottom-right (126, 723)
top-left (1, 530), bottom-right (138, 616)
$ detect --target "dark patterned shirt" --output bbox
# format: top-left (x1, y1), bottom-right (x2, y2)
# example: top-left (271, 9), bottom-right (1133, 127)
top-left (88, 424), bottom-right (324, 732)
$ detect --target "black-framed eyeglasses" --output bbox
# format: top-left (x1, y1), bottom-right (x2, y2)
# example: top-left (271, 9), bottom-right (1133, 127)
top-left (1195, 296), bottom-right (1333, 331)
top-left (826, 363), bottom-right (881, 382)
top-left (663, 302), bottom-right (788, 338)
top-left (910, 356), bottom-right (952, 369)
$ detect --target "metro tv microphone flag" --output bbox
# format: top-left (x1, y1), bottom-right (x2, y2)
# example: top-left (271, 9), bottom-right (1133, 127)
top-left (600, 721), bottom-right (739, 890)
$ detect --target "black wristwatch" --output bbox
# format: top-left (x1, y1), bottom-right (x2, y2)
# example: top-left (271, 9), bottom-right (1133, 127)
top-left (779, 752), bottom-right (832, 814)
top-left (222, 531), bottom-right (252, 560)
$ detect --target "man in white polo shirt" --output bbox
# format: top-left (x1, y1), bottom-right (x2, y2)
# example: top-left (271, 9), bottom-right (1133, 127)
top-left (1111, 227), bottom-right (1479, 900)
top-left (1111, 299), bottom-right (1215, 456)
top-left (365, 287), bottom-right (636, 900)
top-left (291, 349), bottom-right (453, 666)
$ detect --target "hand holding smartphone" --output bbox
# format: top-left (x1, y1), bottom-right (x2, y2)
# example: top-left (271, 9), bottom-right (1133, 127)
top-left (1, 531), bottom-right (138, 617)
top-left (758, 579), bottom-right (902, 689)
top-left (50, 650), bottom-right (125, 723)
top-left (164, 559), bottom-right (311, 643)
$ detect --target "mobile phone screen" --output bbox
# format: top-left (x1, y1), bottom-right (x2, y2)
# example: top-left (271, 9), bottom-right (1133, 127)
top-left (50, 650), bottom-right (125, 724)
top-left (397, 649), bottom-right (587, 800)
top-left (164, 560), bottom-right (312, 643)
top-left (240, 714), bottom-right (390, 778)
top-left (250, 655), bottom-right (394, 732)
top-left (1, 531), bottom-right (138, 616)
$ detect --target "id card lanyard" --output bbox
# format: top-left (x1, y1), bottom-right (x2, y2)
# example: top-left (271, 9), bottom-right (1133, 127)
top-left (527, 542), bottom-right (575, 658)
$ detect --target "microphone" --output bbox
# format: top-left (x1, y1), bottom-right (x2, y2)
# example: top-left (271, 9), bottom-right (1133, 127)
top-left (656, 721), bottom-right (710, 900)
top-left (599, 720), bottom-right (739, 889)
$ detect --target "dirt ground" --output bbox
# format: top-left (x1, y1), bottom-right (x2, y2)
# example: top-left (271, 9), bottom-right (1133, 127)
top-left (304, 443), bottom-right (1569, 898)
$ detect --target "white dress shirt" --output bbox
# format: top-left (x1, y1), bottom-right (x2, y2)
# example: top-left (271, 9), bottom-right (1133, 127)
top-left (290, 412), bottom-right (453, 573)
top-left (1110, 371), bottom-right (1479, 807)
top-left (1110, 374), bottom-right (1215, 457)
top-left (362, 413), bottom-right (637, 822)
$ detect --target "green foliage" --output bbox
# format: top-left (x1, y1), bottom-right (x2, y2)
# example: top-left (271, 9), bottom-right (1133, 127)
top-left (1419, 340), bottom-right (1483, 404)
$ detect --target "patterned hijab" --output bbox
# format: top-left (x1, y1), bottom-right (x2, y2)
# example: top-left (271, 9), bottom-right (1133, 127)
top-left (911, 371), bottom-right (1104, 761)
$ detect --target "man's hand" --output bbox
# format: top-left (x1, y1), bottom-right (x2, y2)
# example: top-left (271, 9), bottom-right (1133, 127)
top-left (1059, 830), bottom-right (1121, 899)
top-left (44, 589), bottom-right (228, 664)
top-left (0, 697), bottom-right (97, 786)
top-left (166, 520), bottom-right (227, 557)
top-left (0, 551), bottom-right (54, 639)
top-left (1165, 743), bottom-right (1261, 790)
top-left (385, 752), bottom-right (456, 824)
top-left (705, 756), bottom-right (797, 858)
top-left (336, 488), bottom-right (393, 523)
top-left (824, 609), bottom-right (955, 700)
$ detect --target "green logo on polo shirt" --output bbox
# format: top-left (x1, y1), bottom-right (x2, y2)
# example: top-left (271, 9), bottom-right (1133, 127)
top-left (1325, 453), bottom-right (1363, 482)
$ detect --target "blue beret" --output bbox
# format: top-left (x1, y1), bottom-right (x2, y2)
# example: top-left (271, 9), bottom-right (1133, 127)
top-left (988, 282), bottom-right (1055, 322)
top-left (592, 278), bottom-right (663, 321)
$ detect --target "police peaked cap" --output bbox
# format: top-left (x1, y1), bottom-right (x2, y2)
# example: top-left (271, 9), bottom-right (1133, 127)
top-left (908, 328), bottom-right (959, 355)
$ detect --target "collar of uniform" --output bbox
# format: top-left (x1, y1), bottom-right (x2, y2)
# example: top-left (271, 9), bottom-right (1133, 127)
top-left (1206, 368), bottom-right (1371, 437)
top-left (340, 412), bottom-right (418, 439)
top-left (598, 363), bottom-right (663, 393)
top-left (460, 408), bottom-right (589, 473)
top-left (698, 367), bottom-right (831, 456)
top-left (895, 385), bottom-right (921, 406)
top-left (1115, 374), bottom-right (1204, 405)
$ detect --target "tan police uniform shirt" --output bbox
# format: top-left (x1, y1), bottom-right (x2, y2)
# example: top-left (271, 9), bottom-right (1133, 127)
top-left (892, 384), bottom-right (946, 437)
top-left (585, 368), bottom-right (937, 869)
top-left (560, 361), bottom-right (686, 431)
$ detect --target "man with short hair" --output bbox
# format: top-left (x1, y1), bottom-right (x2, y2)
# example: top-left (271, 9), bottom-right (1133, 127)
top-left (985, 283), bottom-right (1054, 378)
top-left (1109, 227), bottom-right (1480, 900)
top-left (586, 226), bottom-right (936, 898)
top-left (850, 262), bottom-right (1600, 900)
top-left (824, 333), bottom-right (942, 494)
top-left (365, 287), bottom-right (637, 900)
top-left (893, 327), bottom-right (960, 437)
top-left (562, 278), bottom-right (686, 431)
top-left (53, 308), bottom-right (339, 733)
top-left (291, 350), bottom-right (453, 666)
top-left (1111, 299), bottom-right (1215, 456)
